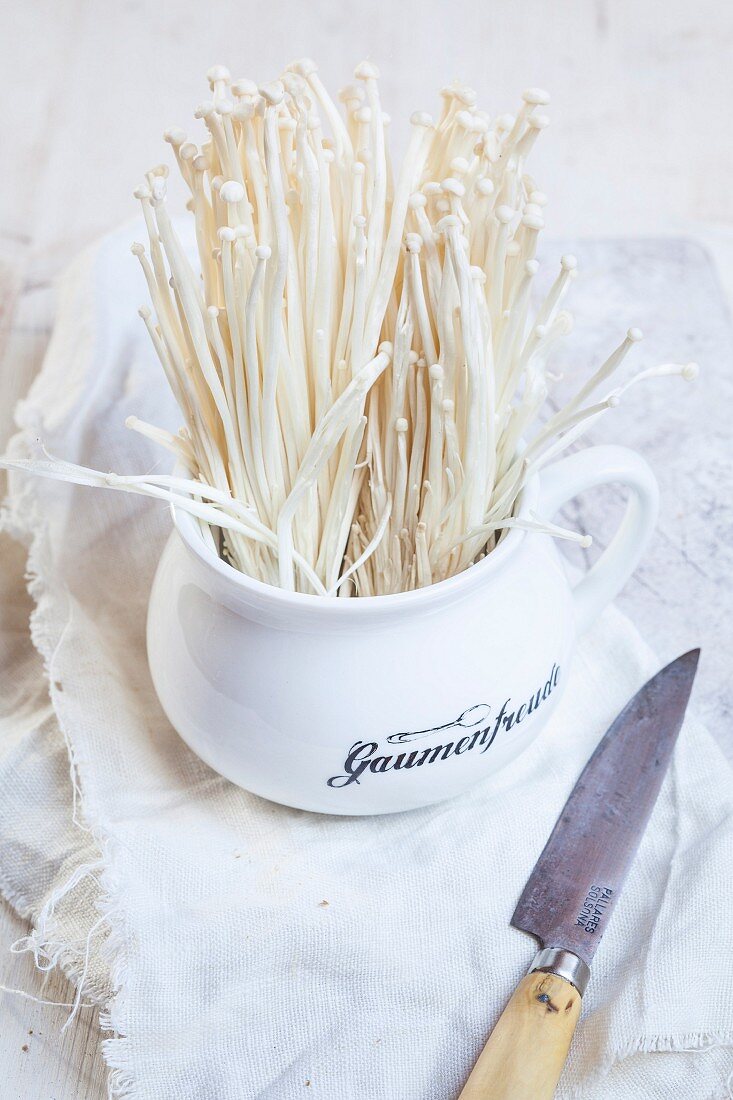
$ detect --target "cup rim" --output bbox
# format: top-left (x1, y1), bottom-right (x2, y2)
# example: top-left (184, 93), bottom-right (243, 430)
top-left (171, 470), bottom-right (540, 617)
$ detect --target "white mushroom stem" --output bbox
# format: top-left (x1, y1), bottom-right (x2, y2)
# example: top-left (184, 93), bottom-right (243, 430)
top-left (1, 63), bottom-right (696, 595)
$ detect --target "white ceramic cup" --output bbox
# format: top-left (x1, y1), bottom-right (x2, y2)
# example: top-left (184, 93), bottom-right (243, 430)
top-left (147, 444), bottom-right (658, 815)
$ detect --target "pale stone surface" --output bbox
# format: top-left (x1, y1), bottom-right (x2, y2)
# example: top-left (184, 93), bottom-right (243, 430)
top-left (2, 0), bottom-right (732, 258)
top-left (540, 238), bottom-right (733, 748)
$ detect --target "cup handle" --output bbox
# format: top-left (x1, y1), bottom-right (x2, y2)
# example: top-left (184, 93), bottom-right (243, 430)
top-left (536, 445), bottom-right (659, 635)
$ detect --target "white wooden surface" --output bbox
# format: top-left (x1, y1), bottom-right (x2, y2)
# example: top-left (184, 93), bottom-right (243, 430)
top-left (1, 0), bottom-right (733, 261)
top-left (0, 908), bottom-right (106, 1100)
top-left (1, 1), bottom-right (733, 1095)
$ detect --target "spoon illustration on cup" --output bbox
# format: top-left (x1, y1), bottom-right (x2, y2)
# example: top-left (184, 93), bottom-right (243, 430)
top-left (386, 703), bottom-right (491, 745)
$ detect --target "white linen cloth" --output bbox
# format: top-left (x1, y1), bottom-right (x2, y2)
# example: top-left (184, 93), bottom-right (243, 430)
top-left (1, 222), bottom-right (732, 1099)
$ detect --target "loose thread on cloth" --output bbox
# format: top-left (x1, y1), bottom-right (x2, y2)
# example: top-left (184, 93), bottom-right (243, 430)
top-left (0, 982), bottom-right (95, 1012)
top-left (10, 859), bottom-right (104, 971)
top-left (45, 591), bottom-right (89, 834)
top-left (8, 858), bottom-right (108, 1028)
top-left (98, 836), bottom-right (137, 1100)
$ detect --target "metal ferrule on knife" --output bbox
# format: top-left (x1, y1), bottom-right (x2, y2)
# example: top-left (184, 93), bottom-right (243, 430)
top-left (528, 948), bottom-right (591, 997)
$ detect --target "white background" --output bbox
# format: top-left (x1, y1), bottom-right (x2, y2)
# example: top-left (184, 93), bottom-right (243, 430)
top-left (2, 0), bottom-right (733, 272)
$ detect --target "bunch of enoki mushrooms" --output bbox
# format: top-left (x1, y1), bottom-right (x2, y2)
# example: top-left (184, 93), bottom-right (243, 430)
top-left (2, 61), bottom-right (697, 596)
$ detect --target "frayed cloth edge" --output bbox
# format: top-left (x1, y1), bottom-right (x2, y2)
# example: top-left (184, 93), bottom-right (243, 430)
top-left (0, 256), bottom-right (140, 1098)
top-left (562, 1030), bottom-right (733, 1099)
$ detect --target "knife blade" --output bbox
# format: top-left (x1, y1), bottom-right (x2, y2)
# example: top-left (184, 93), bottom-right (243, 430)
top-left (458, 649), bottom-right (699, 1100)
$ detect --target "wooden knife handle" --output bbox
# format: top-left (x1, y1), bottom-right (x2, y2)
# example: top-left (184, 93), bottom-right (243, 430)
top-left (458, 971), bottom-right (582, 1100)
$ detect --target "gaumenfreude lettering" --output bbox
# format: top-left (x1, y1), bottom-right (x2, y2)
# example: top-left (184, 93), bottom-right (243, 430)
top-left (327, 663), bottom-right (560, 788)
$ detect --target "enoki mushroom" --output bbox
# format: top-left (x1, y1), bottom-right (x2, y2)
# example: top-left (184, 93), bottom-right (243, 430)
top-left (2, 61), bottom-right (698, 596)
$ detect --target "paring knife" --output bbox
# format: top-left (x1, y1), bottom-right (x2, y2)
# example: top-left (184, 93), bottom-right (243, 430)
top-left (458, 648), bottom-right (700, 1100)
